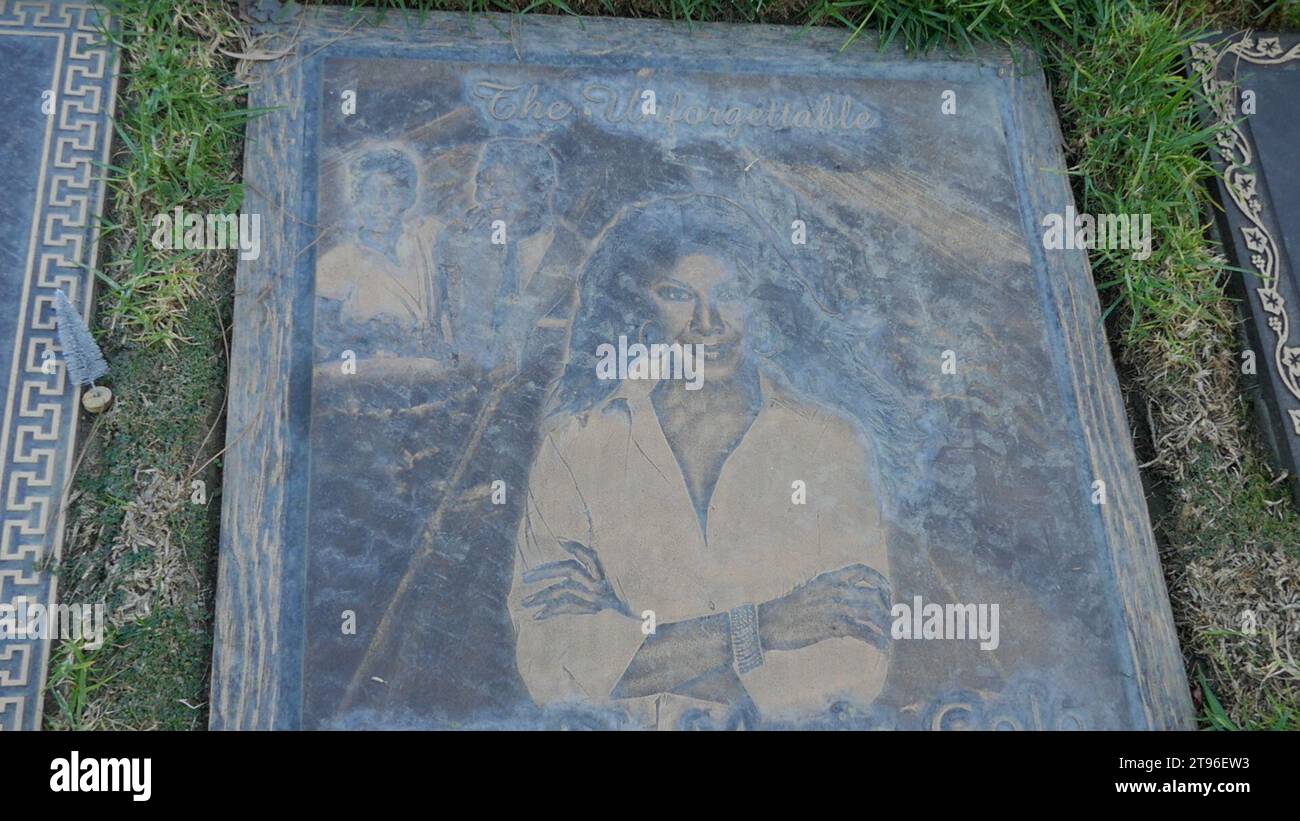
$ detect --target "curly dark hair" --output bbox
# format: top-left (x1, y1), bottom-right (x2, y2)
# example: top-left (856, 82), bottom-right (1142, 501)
top-left (549, 193), bottom-right (924, 510)
top-left (349, 147), bottom-right (418, 200)
top-left (552, 195), bottom-right (781, 409)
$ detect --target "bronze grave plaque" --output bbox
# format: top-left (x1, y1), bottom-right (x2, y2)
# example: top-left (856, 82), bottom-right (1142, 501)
top-left (210, 8), bottom-right (1193, 730)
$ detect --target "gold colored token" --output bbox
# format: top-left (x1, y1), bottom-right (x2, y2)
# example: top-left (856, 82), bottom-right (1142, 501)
top-left (82, 385), bottom-right (113, 414)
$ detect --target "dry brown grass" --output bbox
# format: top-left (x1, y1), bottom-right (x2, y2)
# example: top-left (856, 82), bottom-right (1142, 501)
top-left (1118, 252), bottom-right (1300, 727)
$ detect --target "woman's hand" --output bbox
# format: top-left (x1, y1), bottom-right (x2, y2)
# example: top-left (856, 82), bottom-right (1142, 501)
top-left (520, 538), bottom-right (632, 620)
top-left (758, 564), bottom-right (891, 652)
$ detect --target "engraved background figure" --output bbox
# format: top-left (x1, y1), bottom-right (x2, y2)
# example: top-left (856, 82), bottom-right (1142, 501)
top-left (315, 143), bottom-right (443, 361)
top-left (509, 196), bottom-right (893, 729)
top-left (435, 138), bottom-right (569, 372)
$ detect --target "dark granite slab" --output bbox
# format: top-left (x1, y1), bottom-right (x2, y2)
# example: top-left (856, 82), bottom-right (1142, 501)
top-left (1193, 33), bottom-right (1300, 505)
top-left (211, 7), bottom-right (1194, 730)
top-left (0, 0), bottom-right (117, 731)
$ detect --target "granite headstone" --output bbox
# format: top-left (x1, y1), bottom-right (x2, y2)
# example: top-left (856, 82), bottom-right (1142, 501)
top-left (1193, 32), bottom-right (1300, 506)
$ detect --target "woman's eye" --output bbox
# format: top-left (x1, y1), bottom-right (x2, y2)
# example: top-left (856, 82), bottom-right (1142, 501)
top-left (655, 286), bottom-right (693, 302)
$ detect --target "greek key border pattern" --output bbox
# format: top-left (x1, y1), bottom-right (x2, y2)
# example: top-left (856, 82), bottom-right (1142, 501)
top-left (1192, 33), bottom-right (1300, 436)
top-left (0, 0), bottom-right (115, 731)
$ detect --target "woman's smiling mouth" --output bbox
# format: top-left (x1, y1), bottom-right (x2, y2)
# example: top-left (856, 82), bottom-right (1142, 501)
top-left (694, 339), bottom-right (739, 361)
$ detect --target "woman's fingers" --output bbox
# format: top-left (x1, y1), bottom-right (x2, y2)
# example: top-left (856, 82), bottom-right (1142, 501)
top-left (522, 558), bottom-right (595, 585)
top-left (558, 539), bottom-right (605, 580)
top-left (831, 588), bottom-right (892, 642)
top-left (855, 576), bottom-right (892, 617)
top-left (821, 563), bottom-right (889, 594)
top-left (849, 564), bottom-right (890, 591)
top-left (521, 541), bottom-right (626, 619)
top-left (820, 563), bottom-right (892, 615)
top-left (843, 618), bottom-right (891, 651)
top-left (823, 563), bottom-right (876, 582)
top-left (834, 583), bottom-right (891, 613)
top-left (532, 592), bottom-right (604, 620)
top-left (832, 592), bottom-right (887, 618)
top-left (521, 577), bottom-right (600, 608)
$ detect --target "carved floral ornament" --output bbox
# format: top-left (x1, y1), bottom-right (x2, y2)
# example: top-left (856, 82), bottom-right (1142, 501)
top-left (1191, 35), bottom-right (1300, 426)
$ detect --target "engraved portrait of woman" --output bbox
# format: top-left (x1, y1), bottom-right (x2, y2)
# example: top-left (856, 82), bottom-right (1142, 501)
top-left (507, 194), bottom-right (895, 729)
top-left (315, 143), bottom-right (444, 361)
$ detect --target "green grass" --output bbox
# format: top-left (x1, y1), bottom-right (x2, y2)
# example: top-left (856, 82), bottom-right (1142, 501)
top-left (43, 0), bottom-right (245, 729)
top-left (1053, 5), bottom-right (1225, 345)
top-left (95, 1), bottom-right (249, 347)
top-left (45, 0), bottom-right (1300, 729)
top-left (1167, 444), bottom-right (1300, 553)
top-left (1200, 668), bottom-right (1299, 731)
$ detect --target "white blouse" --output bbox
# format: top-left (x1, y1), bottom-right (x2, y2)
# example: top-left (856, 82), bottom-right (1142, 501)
top-left (508, 372), bottom-right (890, 729)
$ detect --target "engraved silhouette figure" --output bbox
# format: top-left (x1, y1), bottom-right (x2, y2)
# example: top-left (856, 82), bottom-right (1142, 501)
top-left (316, 144), bottom-right (443, 359)
top-left (435, 138), bottom-right (568, 372)
top-left (508, 195), bottom-right (892, 729)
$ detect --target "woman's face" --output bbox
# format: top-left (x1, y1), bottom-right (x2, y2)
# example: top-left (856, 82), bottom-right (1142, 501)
top-left (355, 169), bottom-right (414, 232)
top-left (476, 162), bottom-right (548, 227)
top-left (649, 253), bottom-right (751, 380)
